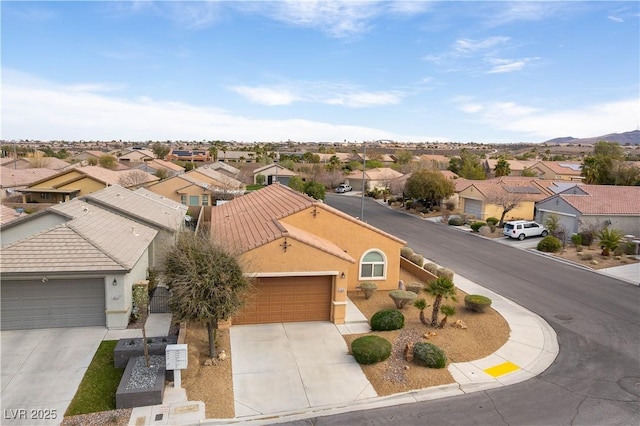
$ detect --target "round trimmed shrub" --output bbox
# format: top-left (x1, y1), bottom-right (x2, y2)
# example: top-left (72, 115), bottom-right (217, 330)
top-left (537, 235), bottom-right (562, 253)
top-left (359, 282), bottom-right (378, 299)
top-left (370, 309), bottom-right (405, 331)
top-left (423, 262), bottom-right (439, 275)
top-left (448, 217), bottom-right (463, 226)
top-left (470, 221), bottom-right (487, 232)
top-left (400, 246), bottom-right (414, 259)
top-left (351, 335), bottom-right (392, 365)
top-left (464, 294), bottom-right (492, 312)
top-left (486, 217), bottom-right (499, 226)
top-left (413, 342), bottom-right (447, 368)
top-left (409, 253), bottom-right (424, 266)
top-left (436, 267), bottom-right (454, 280)
top-left (405, 282), bottom-right (424, 294)
top-left (389, 290), bottom-right (417, 309)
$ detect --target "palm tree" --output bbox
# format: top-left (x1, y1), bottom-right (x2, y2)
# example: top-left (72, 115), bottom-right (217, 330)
top-left (597, 227), bottom-right (623, 256)
top-left (439, 305), bottom-right (456, 328)
top-left (424, 277), bottom-right (458, 327)
top-left (413, 298), bottom-right (431, 325)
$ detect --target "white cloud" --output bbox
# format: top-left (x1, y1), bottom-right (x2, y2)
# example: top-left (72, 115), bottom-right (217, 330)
top-left (456, 97), bottom-right (639, 140)
top-left (455, 36), bottom-right (510, 53)
top-left (230, 86), bottom-right (300, 106)
top-left (1, 70), bottom-right (423, 142)
top-left (608, 15), bottom-right (624, 23)
top-left (486, 57), bottom-right (539, 74)
top-left (487, 2), bottom-right (568, 26)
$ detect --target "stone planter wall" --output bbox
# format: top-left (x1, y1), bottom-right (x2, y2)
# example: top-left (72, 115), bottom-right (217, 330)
top-left (116, 356), bottom-right (166, 409)
top-left (114, 336), bottom-right (178, 368)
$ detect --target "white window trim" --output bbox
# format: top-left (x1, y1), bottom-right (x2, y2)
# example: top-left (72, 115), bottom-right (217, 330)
top-left (359, 249), bottom-right (387, 281)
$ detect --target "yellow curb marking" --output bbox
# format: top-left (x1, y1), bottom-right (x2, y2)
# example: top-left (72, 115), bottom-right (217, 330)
top-left (484, 361), bottom-right (520, 377)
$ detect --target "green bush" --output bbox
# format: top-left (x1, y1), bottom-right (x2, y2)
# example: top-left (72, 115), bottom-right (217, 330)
top-left (581, 253), bottom-right (593, 261)
top-left (389, 290), bottom-right (417, 309)
top-left (351, 335), bottom-right (392, 365)
top-left (448, 217), bottom-right (463, 226)
top-left (423, 262), bottom-right (439, 275)
top-left (400, 246), bottom-right (414, 259)
top-left (486, 217), bottom-right (499, 226)
top-left (537, 235), bottom-right (562, 253)
top-left (571, 233), bottom-right (582, 247)
top-left (470, 221), bottom-right (487, 232)
top-left (405, 282), bottom-right (424, 294)
top-left (408, 253), bottom-right (424, 266)
top-left (578, 231), bottom-right (595, 247)
top-left (370, 309), bottom-right (405, 331)
top-left (413, 342), bottom-right (447, 368)
top-left (359, 282), bottom-right (378, 299)
top-left (464, 294), bottom-right (492, 312)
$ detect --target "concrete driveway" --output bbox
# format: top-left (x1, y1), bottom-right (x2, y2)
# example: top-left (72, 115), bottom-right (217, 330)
top-left (1, 327), bottom-right (107, 426)
top-left (230, 322), bottom-right (376, 418)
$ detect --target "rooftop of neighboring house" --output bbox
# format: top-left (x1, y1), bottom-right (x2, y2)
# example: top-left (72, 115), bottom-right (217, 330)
top-left (1, 156), bottom-right (73, 170)
top-left (533, 161), bottom-right (583, 175)
top-left (201, 161), bottom-right (241, 175)
top-left (190, 168), bottom-right (244, 188)
top-left (26, 166), bottom-right (159, 189)
top-left (144, 158), bottom-right (186, 172)
top-left (252, 164), bottom-right (297, 175)
top-left (2, 198), bottom-right (157, 274)
top-left (345, 167), bottom-right (404, 180)
top-left (1, 168), bottom-right (59, 188)
top-left (549, 184), bottom-right (640, 215)
top-left (463, 176), bottom-right (555, 201)
top-left (209, 183), bottom-right (404, 255)
top-left (0, 205), bottom-right (23, 225)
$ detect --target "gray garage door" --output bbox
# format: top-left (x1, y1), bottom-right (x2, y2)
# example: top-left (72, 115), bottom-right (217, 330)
top-left (464, 198), bottom-right (483, 218)
top-left (1, 279), bottom-right (106, 330)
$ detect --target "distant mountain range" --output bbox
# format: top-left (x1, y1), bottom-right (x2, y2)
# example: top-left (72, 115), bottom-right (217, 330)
top-left (543, 130), bottom-right (640, 146)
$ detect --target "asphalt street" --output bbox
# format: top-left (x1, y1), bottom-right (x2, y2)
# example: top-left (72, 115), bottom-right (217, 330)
top-left (281, 194), bottom-right (640, 425)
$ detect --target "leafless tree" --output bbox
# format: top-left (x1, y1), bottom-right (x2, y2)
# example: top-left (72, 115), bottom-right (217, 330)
top-left (118, 170), bottom-right (153, 189)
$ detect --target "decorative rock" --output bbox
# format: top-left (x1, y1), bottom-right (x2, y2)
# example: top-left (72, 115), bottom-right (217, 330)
top-left (451, 319), bottom-right (468, 329)
top-left (423, 331), bottom-right (437, 339)
top-left (404, 365), bottom-right (410, 370)
top-left (404, 343), bottom-right (414, 362)
top-left (217, 350), bottom-right (227, 361)
top-left (203, 359), bottom-right (214, 366)
top-left (398, 280), bottom-right (405, 290)
top-left (590, 259), bottom-right (599, 265)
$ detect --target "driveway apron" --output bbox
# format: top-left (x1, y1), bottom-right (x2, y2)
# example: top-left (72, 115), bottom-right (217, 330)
top-left (1, 327), bottom-right (107, 426)
top-left (230, 322), bottom-right (376, 417)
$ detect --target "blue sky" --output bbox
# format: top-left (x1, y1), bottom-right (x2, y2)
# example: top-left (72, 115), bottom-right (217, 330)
top-left (2, 1), bottom-right (639, 143)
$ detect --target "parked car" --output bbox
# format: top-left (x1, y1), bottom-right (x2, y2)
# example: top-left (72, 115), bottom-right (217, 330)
top-left (335, 183), bottom-right (352, 193)
top-left (503, 220), bottom-right (549, 240)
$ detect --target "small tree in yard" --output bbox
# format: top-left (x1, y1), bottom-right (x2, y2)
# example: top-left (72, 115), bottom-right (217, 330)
top-left (597, 227), bottom-right (623, 256)
top-left (132, 283), bottom-right (150, 367)
top-left (163, 231), bottom-right (252, 358)
top-left (414, 298), bottom-right (431, 325)
top-left (439, 305), bottom-right (456, 328)
top-left (424, 277), bottom-right (457, 328)
top-left (486, 190), bottom-right (526, 227)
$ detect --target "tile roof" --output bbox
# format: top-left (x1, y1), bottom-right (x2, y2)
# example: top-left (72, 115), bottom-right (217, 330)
top-left (345, 167), bottom-right (404, 180)
top-left (0, 205), bottom-right (22, 225)
top-left (202, 162), bottom-right (241, 175)
top-left (252, 164), bottom-right (297, 176)
top-left (210, 183), bottom-right (404, 254)
top-left (2, 199), bottom-right (157, 274)
top-left (555, 185), bottom-right (640, 215)
top-left (464, 177), bottom-right (554, 201)
top-left (189, 169), bottom-right (244, 189)
top-left (148, 159), bottom-right (185, 172)
top-left (82, 185), bottom-right (188, 232)
top-left (1, 168), bottom-right (59, 187)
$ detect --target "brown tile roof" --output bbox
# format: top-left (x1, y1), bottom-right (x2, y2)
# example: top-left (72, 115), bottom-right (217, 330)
top-left (210, 183), bottom-right (404, 255)
top-left (1, 168), bottom-right (59, 188)
top-left (148, 159), bottom-right (185, 172)
top-left (464, 177), bottom-right (555, 201)
top-left (345, 167), bottom-right (403, 180)
top-left (0, 205), bottom-right (22, 225)
top-left (557, 185), bottom-right (640, 215)
top-left (536, 161), bottom-right (583, 176)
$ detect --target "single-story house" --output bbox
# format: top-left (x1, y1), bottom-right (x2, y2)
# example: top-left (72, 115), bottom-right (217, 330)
top-left (458, 177), bottom-right (555, 221)
top-left (0, 197), bottom-right (158, 330)
top-left (118, 148), bottom-right (156, 163)
top-left (253, 164), bottom-right (298, 185)
top-left (16, 166), bottom-right (159, 204)
top-left (133, 159), bottom-right (186, 178)
top-left (414, 155), bottom-right (450, 170)
top-left (483, 159), bottom-right (536, 178)
top-left (525, 161), bottom-right (584, 181)
top-left (1, 168), bottom-right (59, 199)
top-left (68, 150), bottom-right (111, 163)
top-left (1, 156), bottom-right (74, 171)
top-left (145, 169), bottom-right (244, 206)
top-left (166, 149), bottom-right (210, 163)
top-left (535, 184), bottom-right (640, 237)
top-left (344, 167), bottom-right (404, 192)
top-left (200, 161), bottom-right (242, 179)
top-left (208, 183), bottom-right (406, 325)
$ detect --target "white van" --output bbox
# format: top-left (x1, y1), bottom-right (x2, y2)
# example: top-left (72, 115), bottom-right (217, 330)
top-left (503, 220), bottom-right (548, 240)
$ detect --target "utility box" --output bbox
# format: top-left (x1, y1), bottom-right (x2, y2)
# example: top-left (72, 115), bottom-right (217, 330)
top-left (166, 344), bottom-right (188, 370)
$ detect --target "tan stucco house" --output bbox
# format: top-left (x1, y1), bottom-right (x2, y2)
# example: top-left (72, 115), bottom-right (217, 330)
top-left (208, 183), bottom-right (406, 325)
top-left (525, 161), bottom-right (584, 181)
top-left (145, 169), bottom-right (245, 206)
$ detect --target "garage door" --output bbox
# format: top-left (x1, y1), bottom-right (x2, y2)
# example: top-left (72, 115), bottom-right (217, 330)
top-left (234, 276), bottom-right (332, 325)
top-left (464, 198), bottom-right (483, 218)
top-left (1, 279), bottom-right (106, 330)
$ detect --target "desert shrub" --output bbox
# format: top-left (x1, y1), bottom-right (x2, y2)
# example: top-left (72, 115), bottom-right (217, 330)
top-left (370, 309), bottom-right (405, 331)
top-left (359, 282), bottom-right (378, 299)
top-left (448, 217), bottom-right (463, 226)
top-left (405, 200), bottom-right (414, 210)
top-left (613, 246), bottom-right (625, 257)
top-left (464, 294), bottom-right (492, 312)
top-left (571, 233), bottom-right (582, 247)
top-left (405, 282), bottom-right (424, 294)
top-left (576, 245), bottom-right (584, 253)
top-left (578, 231), bottom-right (595, 247)
top-left (423, 262), bottom-right (439, 275)
top-left (486, 217), bottom-right (499, 226)
top-left (436, 267), bottom-right (454, 280)
top-left (537, 235), bottom-right (562, 253)
top-left (445, 200), bottom-right (456, 211)
top-left (400, 246), bottom-right (414, 259)
top-left (470, 221), bottom-right (487, 232)
top-left (465, 214), bottom-right (477, 224)
top-left (351, 335), bottom-right (392, 365)
top-left (581, 253), bottom-right (593, 261)
top-left (409, 253), bottom-right (424, 266)
top-left (413, 342), bottom-right (447, 368)
top-left (389, 290), bottom-right (417, 309)
top-left (622, 241), bottom-right (637, 256)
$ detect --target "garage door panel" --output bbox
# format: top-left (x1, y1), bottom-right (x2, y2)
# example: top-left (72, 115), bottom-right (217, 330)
top-left (234, 276), bottom-right (332, 325)
top-left (1, 279), bottom-right (106, 330)
top-left (464, 198), bottom-right (482, 217)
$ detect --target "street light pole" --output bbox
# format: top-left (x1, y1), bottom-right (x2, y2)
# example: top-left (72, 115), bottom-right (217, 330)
top-left (360, 142), bottom-right (366, 221)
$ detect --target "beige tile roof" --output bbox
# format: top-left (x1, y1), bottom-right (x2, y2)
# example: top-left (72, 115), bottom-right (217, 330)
top-left (345, 167), bottom-right (404, 180)
top-left (485, 159), bottom-right (528, 172)
top-left (202, 162), bottom-right (241, 175)
top-left (465, 177), bottom-right (554, 201)
top-left (1, 168), bottom-right (59, 188)
top-left (536, 161), bottom-right (583, 175)
top-left (3, 199), bottom-right (157, 274)
top-left (0, 205), bottom-right (22, 225)
top-left (210, 183), bottom-right (404, 255)
top-left (148, 159), bottom-right (185, 172)
top-left (252, 164), bottom-right (297, 176)
top-left (189, 169), bottom-right (244, 189)
top-left (82, 185), bottom-right (187, 232)
top-left (557, 185), bottom-right (640, 215)
top-left (280, 222), bottom-right (355, 263)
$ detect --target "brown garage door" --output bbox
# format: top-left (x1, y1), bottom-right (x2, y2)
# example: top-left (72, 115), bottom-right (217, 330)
top-left (234, 276), bottom-right (332, 325)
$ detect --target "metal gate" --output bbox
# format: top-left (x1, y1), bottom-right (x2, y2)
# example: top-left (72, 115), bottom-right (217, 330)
top-left (149, 286), bottom-right (171, 313)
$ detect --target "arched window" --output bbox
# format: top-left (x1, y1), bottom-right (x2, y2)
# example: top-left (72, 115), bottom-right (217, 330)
top-left (359, 250), bottom-right (386, 280)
